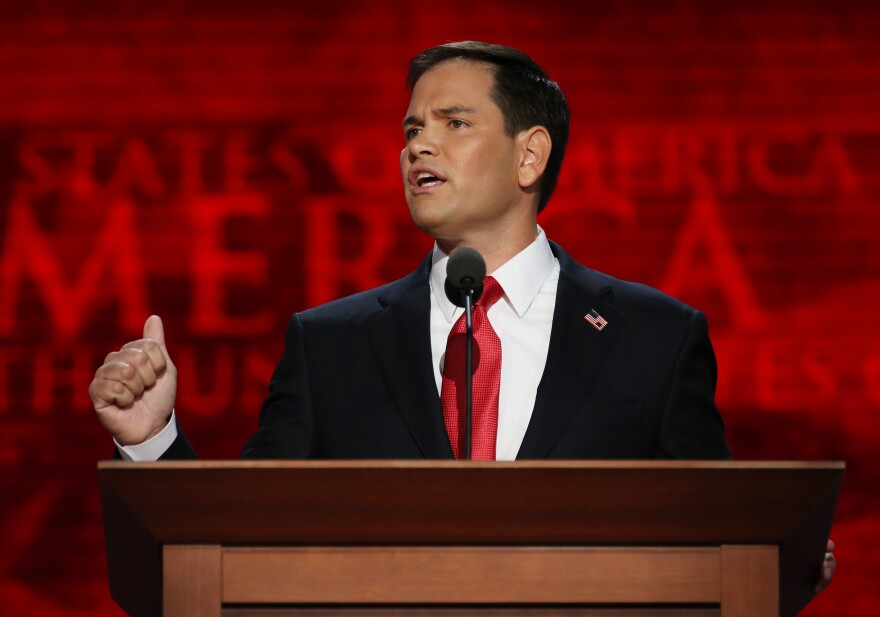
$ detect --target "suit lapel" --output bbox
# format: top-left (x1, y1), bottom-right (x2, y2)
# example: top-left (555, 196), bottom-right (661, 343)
top-left (516, 247), bottom-right (624, 459)
top-left (367, 257), bottom-right (453, 459)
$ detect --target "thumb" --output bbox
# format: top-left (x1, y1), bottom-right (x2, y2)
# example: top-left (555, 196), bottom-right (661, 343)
top-left (143, 314), bottom-right (167, 347)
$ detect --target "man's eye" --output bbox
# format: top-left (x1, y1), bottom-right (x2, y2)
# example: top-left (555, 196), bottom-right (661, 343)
top-left (449, 119), bottom-right (467, 129)
top-left (405, 127), bottom-right (421, 141)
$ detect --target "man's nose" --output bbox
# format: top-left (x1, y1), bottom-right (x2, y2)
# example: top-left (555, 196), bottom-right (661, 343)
top-left (407, 128), bottom-right (438, 159)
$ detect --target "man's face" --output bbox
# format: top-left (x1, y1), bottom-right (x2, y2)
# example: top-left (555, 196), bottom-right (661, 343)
top-left (401, 60), bottom-right (523, 246)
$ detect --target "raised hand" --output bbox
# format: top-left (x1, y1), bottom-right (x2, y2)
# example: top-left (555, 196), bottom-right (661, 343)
top-left (89, 315), bottom-right (178, 446)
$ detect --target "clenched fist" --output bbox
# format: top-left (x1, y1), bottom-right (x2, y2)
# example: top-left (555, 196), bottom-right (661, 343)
top-left (89, 315), bottom-right (178, 446)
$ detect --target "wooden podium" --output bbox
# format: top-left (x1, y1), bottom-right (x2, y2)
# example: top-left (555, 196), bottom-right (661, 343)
top-left (99, 461), bottom-right (842, 617)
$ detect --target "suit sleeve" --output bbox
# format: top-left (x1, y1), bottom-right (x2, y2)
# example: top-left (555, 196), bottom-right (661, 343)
top-left (239, 313), bottom-right (319, 459)
top-left (655, 310), bottom-right (733, 459)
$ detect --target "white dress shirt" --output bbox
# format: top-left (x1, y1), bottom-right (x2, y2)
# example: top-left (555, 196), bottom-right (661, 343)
top-left (115, 410), bottom-right (178, 461)
top-left (429, 228), bottom-right (559, 460)
top-left (119, 228), bottom-right (560, 462)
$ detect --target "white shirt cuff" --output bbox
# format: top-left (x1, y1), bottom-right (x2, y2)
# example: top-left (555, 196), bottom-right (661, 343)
top-left (114, 410), bottom-right (178, 461)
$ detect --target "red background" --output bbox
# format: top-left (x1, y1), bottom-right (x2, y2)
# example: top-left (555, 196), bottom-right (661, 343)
top-left (1, 1), bottom-right (877, 614)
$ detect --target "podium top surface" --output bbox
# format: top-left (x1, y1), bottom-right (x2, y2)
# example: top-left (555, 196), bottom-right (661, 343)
top-left (99, 460), bottom-right (843, 546)
top-left (99, 459), bottom-right (844, 470)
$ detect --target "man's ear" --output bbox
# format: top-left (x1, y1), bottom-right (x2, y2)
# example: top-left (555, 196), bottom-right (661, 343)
top-left (516, 126), bottom-right (552, 191)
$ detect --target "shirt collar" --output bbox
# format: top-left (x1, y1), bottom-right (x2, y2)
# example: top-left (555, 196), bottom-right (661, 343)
top-left (430, 227), bottom-right (557, 323)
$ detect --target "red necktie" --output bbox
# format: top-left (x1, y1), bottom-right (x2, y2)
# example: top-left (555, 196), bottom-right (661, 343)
top-left (441, 276), bottom-right (504, 460)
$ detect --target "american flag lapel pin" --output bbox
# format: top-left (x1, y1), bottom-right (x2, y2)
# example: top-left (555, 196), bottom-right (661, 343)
top-left (584, 309), bottom-right (608, 331)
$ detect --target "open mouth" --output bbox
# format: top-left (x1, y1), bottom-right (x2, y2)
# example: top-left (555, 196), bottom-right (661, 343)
top-left (409, 168), bottom-right (447, 190)
top-left (417, 172), bottom-right (444, 188)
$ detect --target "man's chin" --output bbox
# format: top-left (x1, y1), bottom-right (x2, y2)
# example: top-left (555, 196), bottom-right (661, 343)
top-left (406, 202), bottom-right (453, 238)
top-left (410, 219), bottom-right (447, 241)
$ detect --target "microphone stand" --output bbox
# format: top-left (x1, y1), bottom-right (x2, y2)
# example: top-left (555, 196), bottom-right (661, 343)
top-left (444, 247), bottom-right (485, 461)
top-left (463, 286), bottom-right (475, 460)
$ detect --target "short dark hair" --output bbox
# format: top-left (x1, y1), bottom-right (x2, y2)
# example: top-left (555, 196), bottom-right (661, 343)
top-left (407, 41), bottom-right (570, 213)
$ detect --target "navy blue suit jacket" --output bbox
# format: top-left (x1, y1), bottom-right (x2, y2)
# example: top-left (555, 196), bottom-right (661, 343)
top-left (165, 242), bottom-right (731, 460)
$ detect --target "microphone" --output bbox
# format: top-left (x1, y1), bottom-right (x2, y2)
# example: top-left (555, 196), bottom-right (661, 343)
top-left (443, 247), bottom-right (486, 460)
top-left (444, 247), bottom-right (486, 307)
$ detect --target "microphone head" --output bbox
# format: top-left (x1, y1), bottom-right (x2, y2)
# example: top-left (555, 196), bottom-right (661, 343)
top-left (444, 247), bottom-right (486, 307)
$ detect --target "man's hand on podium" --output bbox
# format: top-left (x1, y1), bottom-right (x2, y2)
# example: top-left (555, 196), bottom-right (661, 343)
top-left (814, 538), bottom-right (836, 594)
top-left (89, 315), bottom-right (178, 446)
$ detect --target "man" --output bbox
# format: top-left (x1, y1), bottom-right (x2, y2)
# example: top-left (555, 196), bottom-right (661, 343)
top-left (89, 41), bottom-right (833, 585)
top-left (90, 41), bottom-right (729, 460)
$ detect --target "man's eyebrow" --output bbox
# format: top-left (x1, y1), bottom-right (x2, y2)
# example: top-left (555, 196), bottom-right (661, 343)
top-left (402, 106), bottom-right (479, 128)
top-left (402, 114), bottom-right (422, 129)
top-left (436, 105), bottom-right (478, 117)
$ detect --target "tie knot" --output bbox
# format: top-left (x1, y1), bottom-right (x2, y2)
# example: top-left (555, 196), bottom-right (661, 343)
top-left (478, 276), bottom-right (504, 308)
